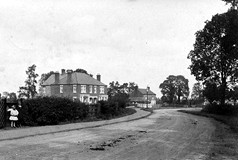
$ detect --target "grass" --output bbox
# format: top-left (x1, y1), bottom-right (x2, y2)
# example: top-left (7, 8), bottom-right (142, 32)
top-left (178, 109), bottom-right (238, 132)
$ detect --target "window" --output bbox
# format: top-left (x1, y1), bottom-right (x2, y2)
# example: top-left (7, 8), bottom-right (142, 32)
top-left (60, 85), bottom-right (63, 93)
top-left (73, 97), bottom-right (77, 101)
top-left (73, 85), bottom-right (77, 93)
top-left (100, 86), bottom-right (104, 94)
top-left (94, 86), bottom-right (97, 94)
top-left (80, 95), bottom-right (84, 102)
top-left (81, 85), bottom-right (86, 93)
top-left (89, 85), bottom-right (93, 93)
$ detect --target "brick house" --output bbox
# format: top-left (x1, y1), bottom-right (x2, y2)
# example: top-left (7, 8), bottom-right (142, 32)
top-left (129, 87), bottom-right (156, 107)
top-left (41, 69), bottom-right (108, 103)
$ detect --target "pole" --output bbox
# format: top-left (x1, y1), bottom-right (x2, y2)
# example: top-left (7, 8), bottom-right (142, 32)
top-left (147, 86), bottom-right (149, 108)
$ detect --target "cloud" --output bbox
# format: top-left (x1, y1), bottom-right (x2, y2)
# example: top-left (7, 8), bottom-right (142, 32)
top-left (0, 67), bottom-right (5, 72)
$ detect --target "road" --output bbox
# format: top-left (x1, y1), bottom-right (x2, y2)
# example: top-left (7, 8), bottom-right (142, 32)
top-left (0, 108), bottom-right (238, 160)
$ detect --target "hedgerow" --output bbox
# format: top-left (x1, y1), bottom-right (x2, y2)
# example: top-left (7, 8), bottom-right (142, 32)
top-left (21, 97), bottom-right (88, 126)
top-left (20, 96), bottom-right (135, 126)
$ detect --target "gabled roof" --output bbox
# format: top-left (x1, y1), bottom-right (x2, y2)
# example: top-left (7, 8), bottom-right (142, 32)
top-left (42, 72), bottom-right (106, 86)
top-left (138, 88), bottom-right (156, 95)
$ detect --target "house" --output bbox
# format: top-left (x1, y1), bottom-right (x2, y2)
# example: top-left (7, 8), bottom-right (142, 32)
top-left (129, 87), bottom-right (156, 107)
top-left (41, 69), bottom-right (108, 104)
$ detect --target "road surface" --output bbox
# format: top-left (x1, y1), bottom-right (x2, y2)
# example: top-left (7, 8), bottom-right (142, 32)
top-left (0, 108), bottom-right (238, 160)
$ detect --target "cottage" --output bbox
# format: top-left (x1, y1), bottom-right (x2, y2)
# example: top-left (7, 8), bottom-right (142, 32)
top-left (41, 69), bottom-right (108, 103)
top-left (129, 87), bottom-right (156, 107)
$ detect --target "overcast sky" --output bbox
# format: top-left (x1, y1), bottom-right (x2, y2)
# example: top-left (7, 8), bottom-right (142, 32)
top-left (0, 0), bottom-right (229, 97)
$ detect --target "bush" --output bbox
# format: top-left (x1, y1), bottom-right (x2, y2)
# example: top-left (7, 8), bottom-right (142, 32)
top-left (97, 100), bottom-right (120, 119)
top-left (202, 103), bottom-right (238, 116)
top-left (21, 97), bottom-right (88, 126)
top-left (109, 93), bottom-right (129, 109)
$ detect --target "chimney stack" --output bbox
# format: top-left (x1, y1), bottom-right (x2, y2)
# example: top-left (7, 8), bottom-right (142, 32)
top-left (55, 72), bottom-right (59, 84)
top-left (61, 69), bottom-right (65, 75)
top-left (96, 74), bottom-right (101, 81)
top-left (147, 86), bottom-right (150, 91)
top-left (67, 70), bottom-right (72, 84)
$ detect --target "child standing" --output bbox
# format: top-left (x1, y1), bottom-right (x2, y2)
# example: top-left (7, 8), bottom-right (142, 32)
top-left (7, 105), bottom-right (19, 128)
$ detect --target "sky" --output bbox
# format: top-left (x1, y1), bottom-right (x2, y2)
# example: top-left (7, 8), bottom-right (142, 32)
top-left (0, 0), bottom-right (230, 98)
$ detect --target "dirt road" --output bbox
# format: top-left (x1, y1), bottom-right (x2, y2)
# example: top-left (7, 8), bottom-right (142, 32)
top-left (0, 109), bottom-right (238, 160)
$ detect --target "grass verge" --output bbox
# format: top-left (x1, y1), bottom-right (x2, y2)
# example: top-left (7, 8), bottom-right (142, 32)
top-left (178, 109), bottom-right (238, 132)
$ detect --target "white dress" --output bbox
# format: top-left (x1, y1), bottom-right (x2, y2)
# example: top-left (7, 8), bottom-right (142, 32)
top-left (8, 108), bottom-right (19, 121)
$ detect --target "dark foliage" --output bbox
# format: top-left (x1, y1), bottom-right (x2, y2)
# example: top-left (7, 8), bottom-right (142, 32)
top-left (159, 75), bottom-right (189, 104)
top-left (21, 97), bottom-right (88, 126)
top-left (109, 93), bottom-right (129, 109)
top-left (97, 100), bottom-right (120, 119)
top-left (202, 103), bottom-right (238, 116)
top-left (20, 96), bottom-right (134, 126)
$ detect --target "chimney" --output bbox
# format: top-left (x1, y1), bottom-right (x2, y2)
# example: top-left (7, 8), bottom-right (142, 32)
top-left (96, 74), bottom-right (101, 81)
top-left (147, 86), bottom-right (150, 91)
top-left (89, 74), bottom-right (93, 77)
top-left (55, 72), bottom-right (59, 84)
top-left (67, 69), bottom-right (73, 73)
top-left (61, 69), bottom-right (65, 75)
top-left (67, 70), bottom-right (72, 84)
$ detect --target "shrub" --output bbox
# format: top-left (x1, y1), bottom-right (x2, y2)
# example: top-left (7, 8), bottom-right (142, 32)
top-left (108, 93), bottom-right (129, 108)
top-left (97, 100), bottom-right (120, 119)
top-left (202, 103), bottom-right (238, 116)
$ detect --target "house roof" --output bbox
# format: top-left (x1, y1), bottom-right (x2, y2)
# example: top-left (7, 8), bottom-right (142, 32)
top-left (138, 88), bottom-right (156, 95)
top-left (42, 72), bottom-right (106, 86)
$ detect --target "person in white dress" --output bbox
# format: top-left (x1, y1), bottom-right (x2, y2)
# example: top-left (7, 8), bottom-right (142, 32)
top-left (7, 105), bottom-right (19, 128)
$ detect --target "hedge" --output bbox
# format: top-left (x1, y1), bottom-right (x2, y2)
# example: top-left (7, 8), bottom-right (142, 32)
top-left (21, 97), bottom-right (88, 126)
top-left (20, 96), bottom-right (132, 126)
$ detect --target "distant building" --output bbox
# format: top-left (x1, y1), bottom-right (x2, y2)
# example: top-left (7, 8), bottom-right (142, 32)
top-left (129, 87), bottom-right (156, 107)
top-left (41, 69), bottom-right (108, 103)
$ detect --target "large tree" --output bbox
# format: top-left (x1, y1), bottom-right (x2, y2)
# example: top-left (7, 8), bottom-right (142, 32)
top-left (187, 9), bottom-right (238, 105)
top-left (191, 82), bottom-right (203, 101)
top-left (107, 81), bottom-right (138, 98)
top-left (107, 81), bottom-right (138, 108)
top-left (159, 75), bottom-right (189, 104)
top-left (18, 64), bottom-right (39, 99)
top-left (222, 0), bottom-right (238, 9)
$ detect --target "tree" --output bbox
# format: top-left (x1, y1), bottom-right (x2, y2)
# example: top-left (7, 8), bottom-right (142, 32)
top-left (38, 71), bottom-right (54, 96)
top-left (222, 0), bottom-right (238, 9)
top-left (203, 81), bottom-right (220, 104)
top-left (2, 92), bottom-right (9, 98)
top-left (107, 81), bottom-right (138, 98)
top-left (191, 82), bottom-right (204, 101)
top-left (107, 81), bottom-right (138, 108)
top-left (74, 68), bottom-right (88, 74)
top-left (8, 92), bottom-right (17, 102)
top-left (159, 75), bottom-right (189, 104)
top-left (229, 85), bottom-right (238, 104)
top-left (188, 9), bottom-right (238, 105)
top-left (18, 64), bottom-right (39, 99)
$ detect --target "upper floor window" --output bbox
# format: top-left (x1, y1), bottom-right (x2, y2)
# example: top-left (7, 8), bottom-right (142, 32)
top-left (89, 85), bottom-right (93, 93)
top-left (60, 85), bottom-right (63, 93)
top-left (81, 85), bottom-right (86, 93)
top-left (100, 86), bottom-right (104, 94)
top-left (94, 86), bottom-right (97, 94)
top-left (73, 85), bottom-right (77, 93)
